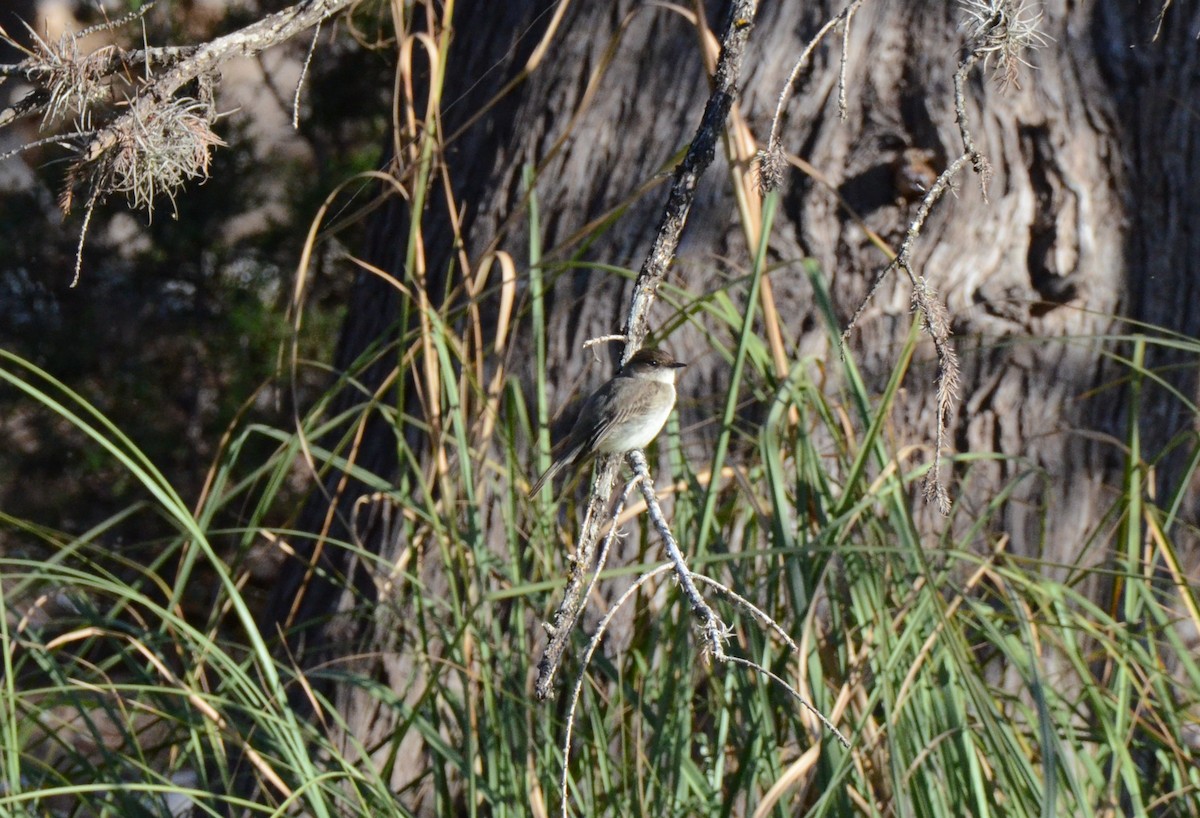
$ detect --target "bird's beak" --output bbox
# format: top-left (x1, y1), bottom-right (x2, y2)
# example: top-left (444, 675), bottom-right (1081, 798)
top-left (672, 361), bottom-right (688, 368)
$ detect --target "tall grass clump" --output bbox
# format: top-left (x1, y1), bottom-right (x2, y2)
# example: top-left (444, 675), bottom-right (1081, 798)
top-left (5, 266), bottom-right (1200, 816)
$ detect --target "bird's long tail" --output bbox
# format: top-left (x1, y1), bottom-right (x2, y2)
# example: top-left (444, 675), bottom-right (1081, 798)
top-left (528, 444), bottom-right (584, 498)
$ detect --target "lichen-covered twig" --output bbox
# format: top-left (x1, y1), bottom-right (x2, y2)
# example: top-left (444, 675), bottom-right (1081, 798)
top-left (837, 0), bottom-right (1044, 513)
top-left (618, 0), bottom-right (759, 356)
top-left (0, 0), bottom-right (354, 284)
top-left (628, 449), bottom-right (727, 658)
top-left (756, 0), bottom-right (864, 194)
top-left (534, 454), bottom-right (628, 700)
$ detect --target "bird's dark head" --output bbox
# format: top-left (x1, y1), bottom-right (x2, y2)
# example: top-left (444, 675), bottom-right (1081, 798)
top-left (622, 348), bottom-right (687, 382)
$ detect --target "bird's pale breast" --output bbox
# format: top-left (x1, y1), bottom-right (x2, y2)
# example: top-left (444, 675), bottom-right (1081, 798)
top-left (593, 381), bottom-right (676, 453)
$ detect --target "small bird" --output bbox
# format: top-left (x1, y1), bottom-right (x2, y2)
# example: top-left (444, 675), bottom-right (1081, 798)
top-left (529, 347), bottom-right (687, 497)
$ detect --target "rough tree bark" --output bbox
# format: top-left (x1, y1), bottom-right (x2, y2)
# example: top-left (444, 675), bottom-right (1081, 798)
top-left (268, 0), bottom-right (1200, 791)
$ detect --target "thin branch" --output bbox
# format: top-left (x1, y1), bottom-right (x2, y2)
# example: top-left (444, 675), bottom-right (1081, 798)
top-left (71, 187), bottom-right (100, 288)
top-left (558, 564), bottom-right (674, 817)
top-left (688, 575), bottom-right (849, 746)
top-left (763, 0), bottom-right (864, 176)
top-left (74, 1), bottom-right (158, 40)
top-left (0, 130), bottom-right (91, 162)
top-left (839, 151), bottom-right (971, 514)
top-left (558, 564), bottom-right (850, 818)
top-left (1153, 0), bottom-right (1172, 40)
top-left (721, 655), bottom-right (850, 748)
top-left (837, 3), bottom-right (858, 120)
top-left (293, 19), bottom-right (322, 129)
top-left (628, 449), bottom-right (727, 658)
top-left (558, 557), bottom-right (851, 815)
top-left (555, 456), bottom-right (855, 810)
top-left (952, 50), bottom-right (991, 194)
top-left (690, 573), bottom-right (797, 652)
top-left (535, 453), bottom-right (628, 700)
top-left (581, 334), bottom-right (626, 355)
top-left (1, 1), bottom-right (350, 167)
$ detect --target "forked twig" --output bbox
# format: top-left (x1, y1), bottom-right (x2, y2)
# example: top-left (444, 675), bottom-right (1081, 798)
top-left (691, 573), bottom-right (850, 746)
top-left (721, 656), bottom-right (850, 748)
top-left (756, 0), bottom-right (864, 193)
top-left (558, 564), bottom-right (673, 817)
top-left (558, 564), bottom-right (850, 817)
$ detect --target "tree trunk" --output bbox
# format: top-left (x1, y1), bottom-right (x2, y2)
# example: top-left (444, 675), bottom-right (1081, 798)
top-left (269, 0), bottom-right (1200, 792)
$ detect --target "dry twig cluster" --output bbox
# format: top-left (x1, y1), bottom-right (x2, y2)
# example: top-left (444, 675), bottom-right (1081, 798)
top-left (0, 0), bottom-right (353, 285)
top-left (785, 0), bottom-right (1047, 514)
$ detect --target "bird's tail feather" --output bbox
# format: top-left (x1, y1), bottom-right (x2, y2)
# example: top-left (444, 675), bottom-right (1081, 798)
top-left (528, 460), bottom-right (565, 498)
top-left (528, 444), bottom-right (585, 498)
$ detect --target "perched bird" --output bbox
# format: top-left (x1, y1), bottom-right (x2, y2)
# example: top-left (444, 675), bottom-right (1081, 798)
top-left (529, 347), bottom-right (687, 497)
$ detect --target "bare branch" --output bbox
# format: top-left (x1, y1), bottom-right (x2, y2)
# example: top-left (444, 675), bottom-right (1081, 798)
top-left (618, 0), bottom-right (759, 356)
top-left (721, 655), bottom-right (851, 748)
top-left (837, 3), bottom-right (858, 120)
top-left (535, 453), bottom-right (628, 700)
top-left (557, 561), bottom-right (853, 818)
top-left (0, 130), bottom-right (89, 163)
top-left (537, 445), bottom-right (732, 699)
top-left (558, 564), bottom-right (674, 816)
top-left (71, 188), bottom-right (100, 288)
top-left (628, 449), bottom-right (727, 657)
top-left (292, 19), bottom-right (322, 129)
top-left (758, 0), bottom-right (864, 191)
top-left (74, 2), bottom-right (159, 41)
